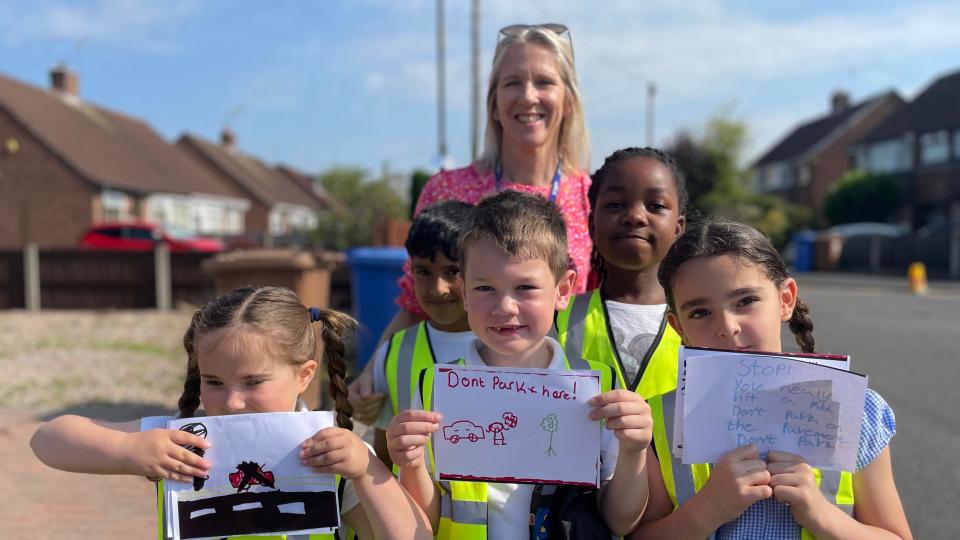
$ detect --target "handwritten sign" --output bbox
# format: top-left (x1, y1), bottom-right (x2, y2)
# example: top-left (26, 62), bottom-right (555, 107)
top-left (431, 364), bottom-right (602, 486)
top-left (679, 351), bottom-right (866, 471)
top-left (672, 347), bottom-right (850, 458)
top-left (164, 412), bottom-right (339, 540)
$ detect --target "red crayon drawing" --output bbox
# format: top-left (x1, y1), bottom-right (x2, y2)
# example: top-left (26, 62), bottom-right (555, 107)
top-left (443, 420), bottom-right (486, 443)
top-left (229, 461), bottom-right (276, 492)
top-left (488, 422), bottom-right (506, 445)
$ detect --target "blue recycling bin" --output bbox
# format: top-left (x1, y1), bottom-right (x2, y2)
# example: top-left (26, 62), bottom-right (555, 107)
top-left (791, 231), bottom-right (817, 272)
top-left (346, 247), bottom-right (408, 369)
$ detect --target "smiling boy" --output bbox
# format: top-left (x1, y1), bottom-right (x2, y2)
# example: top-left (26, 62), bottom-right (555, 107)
top-left (386, 191), bottom-right (656, 538)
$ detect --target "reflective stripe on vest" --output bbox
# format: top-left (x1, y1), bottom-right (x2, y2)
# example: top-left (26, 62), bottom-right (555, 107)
top-left (419, 355), bottom-right (616, 540)
top-left (385, 322), bottom-right (436, 417)
top-left (556, 289), bottom-right (681, 399)
top-left (156, 477), bottom-right (354, 540)
top-left (649, 390), bottom-right (854, 538)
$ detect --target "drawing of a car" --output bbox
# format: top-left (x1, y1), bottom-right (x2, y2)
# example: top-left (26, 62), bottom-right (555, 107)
top-left (442, 420), bottom-right (486, 443)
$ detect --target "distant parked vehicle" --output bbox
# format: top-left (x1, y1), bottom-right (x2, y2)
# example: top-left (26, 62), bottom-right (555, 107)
top-left (80, 222), bottom-right (226, 253)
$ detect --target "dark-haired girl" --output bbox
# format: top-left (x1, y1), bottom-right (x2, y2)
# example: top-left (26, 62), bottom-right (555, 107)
top-left (31, 286), bottom-right (432, 539)
top-left (630, 219), bottom-right (911, 539)
top-left (556, 147), bottom-right (687, 401)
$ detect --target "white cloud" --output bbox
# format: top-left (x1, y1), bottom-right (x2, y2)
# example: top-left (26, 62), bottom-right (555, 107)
top-left (0, 0), bottom-right (200, 51)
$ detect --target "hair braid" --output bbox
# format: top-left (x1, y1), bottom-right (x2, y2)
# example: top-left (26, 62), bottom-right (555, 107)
top-left (315, 309), bottom-right (357, 430)
top-left (789, 297), bottom-right (816, 353)
top-left (178, 309), bottom-right (204, 418)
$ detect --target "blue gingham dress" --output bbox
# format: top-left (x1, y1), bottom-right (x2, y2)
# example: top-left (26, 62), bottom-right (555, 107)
top-left (715, 389), bottom-right (896, 540)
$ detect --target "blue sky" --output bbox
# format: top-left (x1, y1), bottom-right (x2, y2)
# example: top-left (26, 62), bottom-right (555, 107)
top-left (2, 0), bottom-right (959, 178)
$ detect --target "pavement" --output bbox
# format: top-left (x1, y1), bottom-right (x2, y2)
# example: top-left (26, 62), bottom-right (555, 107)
top-left (0, 409), bottom-right (156, 538)
top-left (796, 271), bottom-right (960, 297)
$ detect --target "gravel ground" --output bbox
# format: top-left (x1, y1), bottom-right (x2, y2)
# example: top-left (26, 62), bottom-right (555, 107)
top-left (0, 309), bottom-right (190, 414)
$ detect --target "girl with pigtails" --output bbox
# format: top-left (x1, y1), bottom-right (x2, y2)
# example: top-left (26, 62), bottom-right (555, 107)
top-left (31, 286), bottom-right (432, 539)
top-left (629, 219), bottom-right (911, 540)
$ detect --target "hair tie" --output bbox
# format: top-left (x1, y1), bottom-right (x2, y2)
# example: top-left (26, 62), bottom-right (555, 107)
top-left (308, 307), bottom-right (322, 323)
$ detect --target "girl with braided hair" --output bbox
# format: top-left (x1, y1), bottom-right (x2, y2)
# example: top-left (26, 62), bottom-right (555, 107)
top-left (31, 286), bottom-right (432, 539)
top-left (631, 219), bottom-right (910, 539)
top-left (556, 147), bottom-right (687, 401)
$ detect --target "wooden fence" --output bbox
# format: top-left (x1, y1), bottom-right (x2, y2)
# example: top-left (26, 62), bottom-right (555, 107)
top-left (0, 248), bottom-right (214, 309)
top-left (0, 247), bottom-right (353, 311)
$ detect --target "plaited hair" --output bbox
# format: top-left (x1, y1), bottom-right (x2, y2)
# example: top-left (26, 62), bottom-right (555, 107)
top-left (587, 147), bottom-right (688, 289)
top-left (459, 190), bottom-right (569, 282)
top-left (657, 219), bottom-right (815, 353)
top-left (406, 200), bottom-right (474, 262)
top-left (178, 286), bottom-right (357, 429)
top-left (479, 25), bottom-right (589, 174)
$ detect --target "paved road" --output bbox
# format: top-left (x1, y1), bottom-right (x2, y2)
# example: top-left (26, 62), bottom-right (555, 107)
top-left (793, 279), bottom-right (960, 539)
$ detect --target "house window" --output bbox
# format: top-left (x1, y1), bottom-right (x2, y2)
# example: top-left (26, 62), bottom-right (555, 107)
top-left (920, 130), bottom-right (949, 165)
top-left (866, 138), bottom-right (912, 173)
top-left (756, 163), bottom-right (792, 191)
top-left (226, 208), bottom-right (243, 234)
top-left (101, 189), bottom-right (130, 221)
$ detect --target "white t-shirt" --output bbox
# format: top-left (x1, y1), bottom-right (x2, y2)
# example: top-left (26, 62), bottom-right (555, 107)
top-left (459, 337), bottom-right (620, 540)
top-left (140, 413), bottom-right (362, 517)
top-left (371, 323), bottom-right (475, 430)
top-left (604, 301), bottom-right (667, 385)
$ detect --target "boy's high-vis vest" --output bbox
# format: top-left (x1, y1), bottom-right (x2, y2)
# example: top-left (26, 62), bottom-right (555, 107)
top-left (418, 356), bottom-right (618, 540)
top-left (384, 321), bottom-right (437, 417)
top-left (556, 288), bottom-right (681, 399)
top-left (649, 390), bottom-right (854, 540)
top-left (156, 476), bottom-right (355, 540)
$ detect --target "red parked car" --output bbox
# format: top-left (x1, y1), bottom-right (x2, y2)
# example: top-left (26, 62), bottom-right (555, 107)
top-left (80, 222), bottom-right (226, 253)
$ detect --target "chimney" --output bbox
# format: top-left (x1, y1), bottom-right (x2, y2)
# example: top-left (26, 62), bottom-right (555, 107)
top-left (50, 64), bottom-right (79, 96)
top-left (831, 90), bottom-right (850, 115)
top-left (220, 127), bottom-right (236, 149)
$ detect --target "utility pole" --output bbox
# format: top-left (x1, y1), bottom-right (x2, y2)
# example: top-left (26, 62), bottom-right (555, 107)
top-left (436, 0), bottom-right (448, 165)
top-left (470, 0), bottom-right (481, 161)
top-left (646, 82), bottom-right (656, 147)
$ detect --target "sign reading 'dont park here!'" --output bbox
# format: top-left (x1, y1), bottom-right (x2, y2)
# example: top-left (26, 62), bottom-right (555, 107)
top-left (431, 364), bottom-right (602, 486)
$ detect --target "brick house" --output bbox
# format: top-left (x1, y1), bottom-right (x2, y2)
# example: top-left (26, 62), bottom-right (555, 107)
top-left (176, 130), bottom-right (338, 245)
top-left (850, 68), bottom-right (960, 230)
top-left (0, 66), bottom-right (251, 248)
top-left (751, 90), bottom-right (904, 215)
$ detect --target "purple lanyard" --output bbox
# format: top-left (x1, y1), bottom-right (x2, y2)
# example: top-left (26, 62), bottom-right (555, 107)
top-left (495, 162), bottom-right (563, 203)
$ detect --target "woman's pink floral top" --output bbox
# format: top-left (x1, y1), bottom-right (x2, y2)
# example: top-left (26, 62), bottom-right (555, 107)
top-left (397, 163), bottom-right (593, 316)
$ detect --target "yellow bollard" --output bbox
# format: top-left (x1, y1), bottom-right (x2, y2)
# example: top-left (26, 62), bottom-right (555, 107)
top-left (907, 262), bottom-right (928, 295)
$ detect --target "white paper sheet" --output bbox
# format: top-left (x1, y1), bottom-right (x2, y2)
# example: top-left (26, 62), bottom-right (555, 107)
top-left (430, 364), bottom-right (602, 486)
top-left (672, 347), bottom-right (851, 458)
top-left (679, 352), bottom-right (866, 471)
top-left (164, 411), bottom-right (340, 540)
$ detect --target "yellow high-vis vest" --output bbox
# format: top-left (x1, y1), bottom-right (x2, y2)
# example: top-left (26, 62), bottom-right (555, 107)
top-left (384, 321), bottom-right (437, 417)
top-left (417, 355), bottom-right (618, 539)
top-left (155, 476), bottom-right (355, 540)
top-left (648, 391), bottom-right (854, 540)
top-left (556, 288), bottom-right (681, 399)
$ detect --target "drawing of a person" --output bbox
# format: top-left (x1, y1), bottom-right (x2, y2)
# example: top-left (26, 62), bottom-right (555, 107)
top-left (488, 421), bottom-right (506, 446)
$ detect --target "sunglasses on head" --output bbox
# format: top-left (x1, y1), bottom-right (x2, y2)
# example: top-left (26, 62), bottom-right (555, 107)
top-left (498, 23), bottom-right (573, 57)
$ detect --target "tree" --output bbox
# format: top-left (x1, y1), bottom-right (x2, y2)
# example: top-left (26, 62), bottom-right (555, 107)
top-left (824, 170), bottom-right (901, 226)
top-left (665, 115), bottom-right (810, 246)
top-left (311, 167), bottom-right (408, 249)
top-left (409, 169), bottom-right (432, 218)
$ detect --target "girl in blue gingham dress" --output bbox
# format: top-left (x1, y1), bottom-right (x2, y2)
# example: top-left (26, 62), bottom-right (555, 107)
top-left (630, 219), bottom-right (912, 540)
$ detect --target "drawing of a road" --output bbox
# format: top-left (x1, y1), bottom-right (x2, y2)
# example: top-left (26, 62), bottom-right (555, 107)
top-left (177, 490), bottom-right (338, 539)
